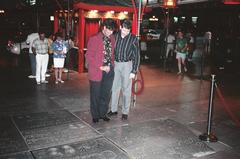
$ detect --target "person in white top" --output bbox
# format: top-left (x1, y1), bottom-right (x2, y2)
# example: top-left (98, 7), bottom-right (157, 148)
top-left (204, 31), bottom-right (212, 54)
top-left (26, 32), bottom-right (39, 78)
top-left (165, 32), bottom-right (175, 58)
top-left (164, 32), bottom-right (175, 71)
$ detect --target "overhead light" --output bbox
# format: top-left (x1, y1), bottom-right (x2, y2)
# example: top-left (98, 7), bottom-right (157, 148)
top-left (174, 17), bottom-right (178, 23)
top-left (50, 16), bottom-right (54, 21)
top-left (118, 12), bottom-right (127, 20)
top-left (149, 16), bottom-right (158, 21)
top-left (192, 17), bottom-right (198, 24)
top-left (163, 0), bottom-right (176, 8)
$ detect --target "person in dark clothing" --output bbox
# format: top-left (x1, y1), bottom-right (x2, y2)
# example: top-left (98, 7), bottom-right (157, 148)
top-left (86, 19), bottom-right (116, 123)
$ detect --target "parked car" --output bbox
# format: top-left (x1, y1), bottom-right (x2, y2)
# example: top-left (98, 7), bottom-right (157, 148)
top-left (7, 40), bottom-right (29, 55)
top-left (146, 29), bottom-right (161, 40)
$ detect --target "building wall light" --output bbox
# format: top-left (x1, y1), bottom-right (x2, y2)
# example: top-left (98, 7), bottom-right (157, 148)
top-left (50, 16), bottom-right (54, 21)
top-left (149, 16), bottom-right (159, 21)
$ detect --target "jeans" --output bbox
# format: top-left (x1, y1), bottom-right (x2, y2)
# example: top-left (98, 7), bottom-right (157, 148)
top-left (29, 53), bottom-right (36, 76)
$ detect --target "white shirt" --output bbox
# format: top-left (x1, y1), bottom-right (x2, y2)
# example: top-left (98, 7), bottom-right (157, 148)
top-left (166, 34), bottom-right (175, 44)
top-left (205, 31), bottom-right (212, 40)
top-left (26, 33), bottom-right (39, 53)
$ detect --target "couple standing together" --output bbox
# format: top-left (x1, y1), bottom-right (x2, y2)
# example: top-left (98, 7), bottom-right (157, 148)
top-left (86, 19), bottom-right (140, 123)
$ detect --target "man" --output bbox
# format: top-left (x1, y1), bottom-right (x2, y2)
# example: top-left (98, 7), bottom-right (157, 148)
top-left (26, 31), bottom-right (39, 78)
top-left (108, 19), bottom-right (140, 120)
top-left (175, 31), bottom-right (188, 74)
top-left (86, 19), bottom-right (116, 123)
top-left (32, 31), bottom-right (49, 84)
top-left (164, 31), bottom-right (175, 71)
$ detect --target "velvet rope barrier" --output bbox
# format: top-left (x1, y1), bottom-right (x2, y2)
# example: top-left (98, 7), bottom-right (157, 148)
top-left (132, 68), bottom-right (144, 95)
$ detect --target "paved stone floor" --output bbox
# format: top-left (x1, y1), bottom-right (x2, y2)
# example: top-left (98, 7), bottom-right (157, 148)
top-left (0, 56), bottom-right (240, 159)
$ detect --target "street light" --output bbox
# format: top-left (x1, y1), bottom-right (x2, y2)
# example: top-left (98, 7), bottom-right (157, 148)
top-left (137, 0), bottom-right (148, 39)
top-left (163, 0), bottom-right (176, 8)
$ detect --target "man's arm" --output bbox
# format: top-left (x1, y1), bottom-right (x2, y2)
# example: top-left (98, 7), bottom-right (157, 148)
top-left (131, 37), bottom-right (140, 74)
top-left (32, 40), bottom-right (37, 55)
top-left (86, 37), bottom-right (98, 69)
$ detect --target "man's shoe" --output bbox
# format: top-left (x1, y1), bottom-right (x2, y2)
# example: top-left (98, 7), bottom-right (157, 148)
top-left (107, 111), bottom-right (118, 116)
top-left (122, 114), bottom-right (128, 120)
top-left (41, 80), bottom-right (48, 84)
top-left (28, 75), bottom-right (36, 78)
top-left (92, 118), bottom-right (99, 123)
top-left (45, 74), bottom-right (50, 77)
top-left (100, 116), bottom-right (110, 122)
top-left (58, 79), bottom-right (64, 83)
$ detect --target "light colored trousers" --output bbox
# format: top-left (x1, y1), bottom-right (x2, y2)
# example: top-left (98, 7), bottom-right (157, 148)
top-left (166, 44), bottom-right (175, 58)
top-left (36, 54), bottom-right (49, 82)
top-left (111, 61), bottom-right (132, 115)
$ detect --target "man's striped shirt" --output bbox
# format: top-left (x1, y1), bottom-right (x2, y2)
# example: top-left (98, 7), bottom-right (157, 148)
top-left (114, 32), bottom-right (140, 74)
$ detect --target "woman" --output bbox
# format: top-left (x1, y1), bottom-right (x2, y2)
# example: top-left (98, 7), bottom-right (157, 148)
top-left (51, 33), bottom-right (67, 84)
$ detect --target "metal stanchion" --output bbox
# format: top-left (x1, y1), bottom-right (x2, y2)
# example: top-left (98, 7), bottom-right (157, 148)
top-left (133, 75), bottom-right (137, 107)
top-left (199, 74), bottom-right (218, 142)
top-left (200, 49), bottom-right (204, 80)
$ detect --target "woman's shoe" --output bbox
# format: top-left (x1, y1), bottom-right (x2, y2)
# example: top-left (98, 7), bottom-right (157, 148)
top-left (177, 71), bottom-right (182, 75)
top-left (58, 79), bottom-right (64, 83)
top-left (184, 67), bottom-right (188, 72)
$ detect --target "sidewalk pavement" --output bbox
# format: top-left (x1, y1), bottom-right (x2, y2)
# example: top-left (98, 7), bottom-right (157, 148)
top-left (0, 63), bottom-right (239, 159)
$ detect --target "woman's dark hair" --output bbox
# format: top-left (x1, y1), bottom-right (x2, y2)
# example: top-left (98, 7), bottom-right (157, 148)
top-left (55, 32), bottom-right (62, 38)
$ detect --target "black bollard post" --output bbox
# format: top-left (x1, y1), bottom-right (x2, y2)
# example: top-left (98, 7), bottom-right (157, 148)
top-left (200, 50), bottom-right (204, 80)
top-left (199, 74), bottom-right (218, 142)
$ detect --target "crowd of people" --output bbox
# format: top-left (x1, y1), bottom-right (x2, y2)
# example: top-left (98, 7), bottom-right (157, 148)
top-left (25, 19), bottom-right (212, 123)
top-left (140, 29), bottom-right (197, 74)
top-left (26, 31), bottom-right (76, 84)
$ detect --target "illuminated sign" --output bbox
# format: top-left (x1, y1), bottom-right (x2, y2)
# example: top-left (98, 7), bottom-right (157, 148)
top-left (177, 0), bottom-right (209, 4)
top-left (163, 0), bottom-right (176, 8)
top-left (224, 0), bottom-right (240, 4)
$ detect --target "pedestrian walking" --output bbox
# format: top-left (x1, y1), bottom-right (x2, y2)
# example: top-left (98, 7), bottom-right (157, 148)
top-left (26, 31), bottom-right (39, 78)
top-left (175, 31), bottom-right (188, 74)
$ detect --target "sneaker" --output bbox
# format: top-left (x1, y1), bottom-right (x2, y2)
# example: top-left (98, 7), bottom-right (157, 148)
top-left (28, 75), bottom-right (36, 78)
top-left (63, 68), bottom-right (69, 73)
top-left (55, 81), bottom-right (59, 84)
top-left (45, 74), bottom-right (50, 77)
top-left (37, 82), bottom-right (41, 85)
top-left (108, 111), bottom-right (118, 116)
top-left (177, 71), bottom-right (182, 75)
top-left (184, 67), bottom-right (187, 72)
top-left (122, 114), bottom-right (128, 120)
top-left (41, 80), bottom-right (48, 84)
top-left (58, 79), bottom-right (64, 83)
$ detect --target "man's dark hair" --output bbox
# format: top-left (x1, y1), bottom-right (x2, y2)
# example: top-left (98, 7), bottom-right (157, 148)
top-left (103, 19), bottom-right (116, 31)
top-left (38, 30), bottom-right (45, 35)
top-left (121, 19), bottom-right (132, 29)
